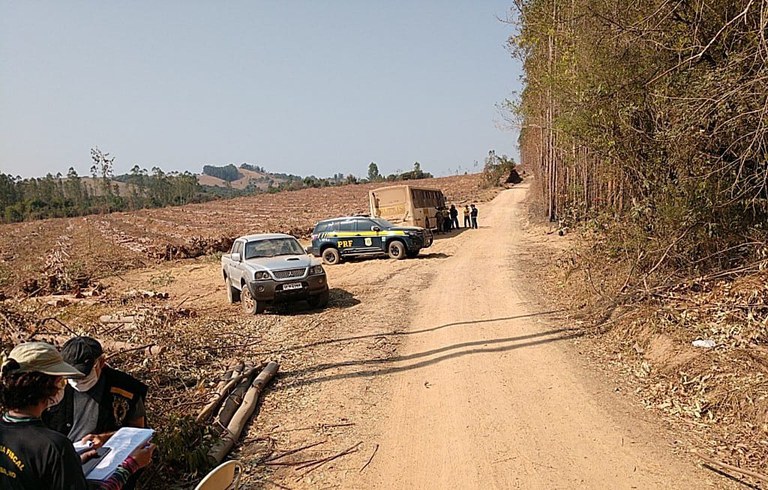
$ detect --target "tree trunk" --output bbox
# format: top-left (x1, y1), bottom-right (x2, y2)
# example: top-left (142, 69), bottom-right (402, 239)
top-left (209, 361), bottom-right (279, 464)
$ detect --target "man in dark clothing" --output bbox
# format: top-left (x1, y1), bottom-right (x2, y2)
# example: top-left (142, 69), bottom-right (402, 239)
top-left (470, 204), bottom-right (479, 229)
top-left (1, 413), bottom-right (90, 489)
top-left (449, 205), bottom-right (459, 229)
top-left (434, 207), bottom-right (444, 234)
top-left (442, 208), bottom-right (451, 232)
top-left (44, 337), bottom-right (147, 449)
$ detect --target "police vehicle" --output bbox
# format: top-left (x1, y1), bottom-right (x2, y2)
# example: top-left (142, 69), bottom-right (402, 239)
top-left (309, 216), bottom-right (433, 265)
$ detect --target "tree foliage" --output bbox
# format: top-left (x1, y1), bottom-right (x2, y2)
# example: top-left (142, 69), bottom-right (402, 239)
top-left (367, 162), bottom-right (382, 182)
top-left (202, 164), bottom-right (241, 182)
top-left (510, 0), bottom-right (768, 275)
top-left (482, 150), bottom-right (518, 186)
top-left (0, 148), bottom-right (205, 223)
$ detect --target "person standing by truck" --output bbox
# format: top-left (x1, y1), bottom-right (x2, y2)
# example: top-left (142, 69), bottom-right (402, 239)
top-left (434, 207), bottom-right (444, 234)
top-left (463, 205), bottom-right (471, 228)
top-left (449, 205), bottom-right (459, 229)
top-left (470, 204), bottom-right (479, 229)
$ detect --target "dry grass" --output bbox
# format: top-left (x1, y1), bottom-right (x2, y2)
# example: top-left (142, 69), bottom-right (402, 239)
top-left (532, 223), bottom-right (768, 484)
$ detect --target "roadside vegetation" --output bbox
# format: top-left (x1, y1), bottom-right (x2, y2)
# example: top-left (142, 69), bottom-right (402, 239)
top-left (509, 0), bottom-right (768, 479)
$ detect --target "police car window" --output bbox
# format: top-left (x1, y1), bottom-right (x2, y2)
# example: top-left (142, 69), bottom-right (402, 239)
top-left (371, 218), bottom-right (394, 229)
top-left (314, 222), bottom-right (330, 233)
top-left (356, 220), bottom-right (376, 231)
top-left (338, 221), bottom-right (356, 232)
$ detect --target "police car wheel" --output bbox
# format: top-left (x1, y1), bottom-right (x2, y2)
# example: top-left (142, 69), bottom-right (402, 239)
top-left (388, 240), bottom-right (406, 260)
top-left (225, 276), bottom-right (240, 303)
top-left (406, 249), bottom-right (420, 258)
top-left (322, 247), bottom-right (341, 265)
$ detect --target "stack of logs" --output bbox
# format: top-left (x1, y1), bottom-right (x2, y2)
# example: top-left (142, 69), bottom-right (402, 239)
top-left (197, 360), bottom-right (279, 464)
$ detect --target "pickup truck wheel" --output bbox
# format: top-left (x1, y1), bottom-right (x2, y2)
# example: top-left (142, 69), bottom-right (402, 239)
top-left (307, 290), bottom-right (329, 309)
top-left (241, 287), bottom-right (265, 314)
top-left (225, 277), bottom-right (240, 303)
top-left (387, 240), bottom-right (406, 260)
top-left (322, 247), bottom-right (341, 265)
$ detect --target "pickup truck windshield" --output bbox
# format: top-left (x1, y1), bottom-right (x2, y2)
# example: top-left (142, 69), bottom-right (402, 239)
top-left (244, 238), bottom-right (304, 259)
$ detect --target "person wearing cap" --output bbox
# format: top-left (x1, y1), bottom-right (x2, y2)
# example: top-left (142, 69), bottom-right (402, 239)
top-left (44, 336), bottom-right (148, 450)
top-left (0, 342), bottom-right (155, 490)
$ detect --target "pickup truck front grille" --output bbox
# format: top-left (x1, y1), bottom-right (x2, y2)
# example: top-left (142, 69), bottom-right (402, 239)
top-left (273, 268), bottom-right (307, 279)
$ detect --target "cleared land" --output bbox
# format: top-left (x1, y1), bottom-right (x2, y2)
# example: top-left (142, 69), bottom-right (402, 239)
top-left (0, 174), bottom-right (495, 297)
top-left (0, 176), bottom-right (737, 488)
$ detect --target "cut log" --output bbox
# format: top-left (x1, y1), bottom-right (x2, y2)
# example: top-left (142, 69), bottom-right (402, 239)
top-left (212, 360), bottom-right (239, 394)
top-left (217, 361), bottom-right (256, 427)
top-left (209, 361), bottom-right (279, 464)
top-left (195, 362), bottom-right (254, 424)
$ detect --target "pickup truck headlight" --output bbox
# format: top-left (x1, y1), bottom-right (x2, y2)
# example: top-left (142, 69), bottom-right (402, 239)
top-left (254, 271), bottom-right (271, 280)
top-left (309, 265), bottom-right (325, 275)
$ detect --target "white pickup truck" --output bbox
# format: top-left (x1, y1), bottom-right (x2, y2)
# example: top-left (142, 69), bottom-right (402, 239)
top-left (221, 233), bottom-right (329, 314)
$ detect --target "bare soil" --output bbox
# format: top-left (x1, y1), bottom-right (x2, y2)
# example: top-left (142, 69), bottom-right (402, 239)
top-left (130, 185), bottom-right (729, 488)
top-left (1, 179), bottom-right (742, 488)
top-left (0, 174), bottom-right (495, 297)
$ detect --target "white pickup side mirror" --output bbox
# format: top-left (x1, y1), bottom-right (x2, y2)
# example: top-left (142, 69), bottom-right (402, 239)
top-left (231, 252), bottom-right (241, 262)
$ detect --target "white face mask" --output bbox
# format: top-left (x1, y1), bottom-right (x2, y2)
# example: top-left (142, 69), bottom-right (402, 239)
top-left (48, 384), bottom-right (65, 408)
top-left (68, 368), bottom-right (100, 392)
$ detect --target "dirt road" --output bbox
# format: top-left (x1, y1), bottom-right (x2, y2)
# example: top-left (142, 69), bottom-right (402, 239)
top-left (98, 182), bottom-right (724, 488)
top-left (352, 185), bottom-right (718, 489)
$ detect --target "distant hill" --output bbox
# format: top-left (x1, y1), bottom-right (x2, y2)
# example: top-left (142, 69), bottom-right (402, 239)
top-left (198, 163), bottom-right (299, 191)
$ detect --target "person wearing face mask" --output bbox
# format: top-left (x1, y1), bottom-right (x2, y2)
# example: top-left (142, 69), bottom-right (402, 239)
top-left (43, 337), bottom-right (148, 449)
top-left (0, 342), bottom-right (155, 490)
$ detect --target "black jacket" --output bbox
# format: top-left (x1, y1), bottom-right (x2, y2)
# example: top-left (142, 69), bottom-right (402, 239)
top-left (43, 366), bottom-right (148, 437)
top-left (0, 417), bottom-right (88, 490)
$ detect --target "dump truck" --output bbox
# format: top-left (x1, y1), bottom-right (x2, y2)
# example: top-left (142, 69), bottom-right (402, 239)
top-left (368, 184), bottom-right (446, 230)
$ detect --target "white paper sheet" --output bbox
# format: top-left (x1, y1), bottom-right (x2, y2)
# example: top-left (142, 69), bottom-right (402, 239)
top-left (86, 427), bottom-right (154, 481)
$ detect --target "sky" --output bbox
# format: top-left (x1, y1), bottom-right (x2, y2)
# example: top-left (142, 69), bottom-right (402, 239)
top-left (0, 1), bottom-right (522, 179)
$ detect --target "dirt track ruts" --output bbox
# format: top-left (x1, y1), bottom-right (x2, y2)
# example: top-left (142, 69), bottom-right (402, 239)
top-left (348, 184), bottom-right (723, 489)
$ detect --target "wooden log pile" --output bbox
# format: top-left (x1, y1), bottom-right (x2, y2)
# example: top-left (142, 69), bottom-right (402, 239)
top-left (197, 359), bottom-right (279, 464)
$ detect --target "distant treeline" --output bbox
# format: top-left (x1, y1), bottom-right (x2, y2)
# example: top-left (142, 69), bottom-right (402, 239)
top-left (0, 148), bottom-right (206, 223)
top-left (0, 153), bottom-right (439, 223)
top-left (202, 164), bottom-right (241, 182)
top-left (0, 169), bottom-right (206, 223)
